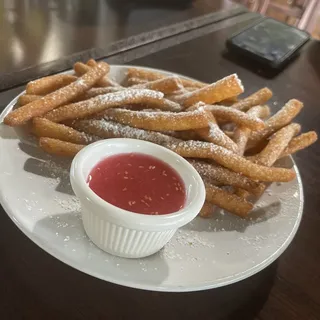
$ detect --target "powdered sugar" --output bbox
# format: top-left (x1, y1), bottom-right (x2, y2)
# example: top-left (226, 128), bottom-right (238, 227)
top-left (205, 105), bottom-right (265, 130)
top-left (251, 123), bottom-right (300, 167)
top-left (74, 119), bottom-right (182, 146)
top-left (130, 76), bottom-right (183, 95)
top-left (75, 79), bottom-right (85, 86)
top-left (81, 132), bottom-right (100, 144)
top-left (181, 73), bottom-right (244, 106)
top-left (38, 159), bottom-right (70, 180)
top-left (207, 122), bottom-right (237, 152)
top-left (84, 86), bottom-right (123, 98)
top-left (99, 89), bottom-right (163, 104)
top-left (61, 123), bottom-right (98, 144)
top-left (104, 108), bottom-right (160, 120)
top-left (249, 99), bottom-right (303, 144)
top-left (45, 89), bottom-right (169, 122)
top-left (169, 139), bottom-right (227, 156)
top-left (102, 108), bottom-right (207, 130)
top-left (231, 73), bottom-right (244, 91)
top-left (54, 196), bottom-right (81, 212)
top-left (188, 159), bottom-right (260, 191)
top-left (175, 229), bottom-right (215, 248)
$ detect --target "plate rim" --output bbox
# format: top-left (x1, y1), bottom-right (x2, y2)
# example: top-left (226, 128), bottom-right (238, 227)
top-left (0, 64), bottom-right (305, 292)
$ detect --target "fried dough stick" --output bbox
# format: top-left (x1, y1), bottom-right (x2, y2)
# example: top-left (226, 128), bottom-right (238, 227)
top-left (26, 74), bottom-right (77, 95)
top-left (169, 141), bottom-right (296, 182)
top-left (280, 131), bottom-right (318, 158)
top-left (74, 61), bottom-right (119, 87)
top-left (205, 181), bottom-right (253, 217)
top-left (247, 99), bottom-right (303, 150)
top-left (250, 123), bottom-right (301, 166)
top-left (39, 137), bottom-right (84, 157)
top-left (71, 119), bottom-right (182, 146)
top-left (236, 123), bottom-right (301, 198)
top-left (205, 105), bottom-right (265, 131)
top-left (188, 104), bottom-right (238, 153)
top-left (45, 89), bottom-right (182, 122)
top-left (32, 118), bottom-right (98, 145)
top-left (180, 74), bottom-right (244, 107)
top-left (188, 159), bottom-right (264, 195)
top-left (231, 88), bottom-right (273, 111)
top-left (101, 108), bottom-right (209, 131)
top-left (233, 105), bottom-right (270, 155)
top-left (4, 62), bottom-right (110, 126)
top-left (127, 67), bottom-right (206, 89)
top-left (199, 201), bottom-right (217, 218)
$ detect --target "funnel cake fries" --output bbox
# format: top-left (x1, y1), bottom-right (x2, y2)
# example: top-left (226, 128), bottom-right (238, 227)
top-left (205, 181), bottom-right (253, 217)
top-left (247, 99), bottom-right (303, 150)
top-left (39, 137), bottom-right (85, 157)
top-left (71, 119), bottom-right (182, 146)
top-left (250, 123), bottom-right (301, 167)
top-left (74, 61), bottom-right (120, 87)
top-left (189, 105), bottom-right (238, 153)
top-left (179, 74), bottom-right (244, 107)
top-left (204, 105), bottom-right (265, 131)
top-left (231, 88), bottom-right (273, 111)
top-left (127, 67), bottom-right (206, 89)
top-left (188, 159), bottom-right (263, 195)
top-left (4, 62), bottom-right (110, 126)
top-left (26, 74), bottom-right (78, 95)
top-left (199, 202), bottom-right (217, 218)
top-left (280, 131), bottom-right (318, 158)
top-left (168, 141), bottom-right (296, 182)
top-left (101, 108), bottom-right (209, 131)
top-left (18, 94), bottom-right (42, 106)
top-left (18, 87), bottom-right (122, 107)
top-left (4, 59), bottom-right (316, 219)
top-left (236, 123), bottom-right (303, 199)
top-left (131, 76), bottom-right (183, 94)
top-left (234, 105), bottom-right (270, 155)
top-left (44, 89), bottom-right (182, 123)
top-left (32, 118), bottom-right (98, 145)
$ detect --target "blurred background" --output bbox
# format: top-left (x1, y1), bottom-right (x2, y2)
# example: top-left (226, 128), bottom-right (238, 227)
top-left (0, 0), bottom-right (236, 73)
top-left (0, 0), bottom-right (319, 75)
top-left (233, 0), bottom-right (320, 39)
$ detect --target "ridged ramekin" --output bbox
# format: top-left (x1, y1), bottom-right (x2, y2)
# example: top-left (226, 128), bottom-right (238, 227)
top-left (70, 138), bottom-right (205, 258)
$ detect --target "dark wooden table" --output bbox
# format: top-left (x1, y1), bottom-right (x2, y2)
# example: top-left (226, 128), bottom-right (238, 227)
top-left (0, 0), bottom-right (246, 91)
top-left (1, 9), bottom-right (320, 320)
top-left (0, 0), bottom-right (243, 76)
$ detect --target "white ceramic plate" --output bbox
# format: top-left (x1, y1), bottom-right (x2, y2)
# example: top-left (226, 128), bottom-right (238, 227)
top-left (0, 65), bottom-right (303, 292)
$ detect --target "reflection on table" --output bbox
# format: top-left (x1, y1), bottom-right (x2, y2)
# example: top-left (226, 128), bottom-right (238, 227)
top-left (0, 0), bottom-right (237, 74)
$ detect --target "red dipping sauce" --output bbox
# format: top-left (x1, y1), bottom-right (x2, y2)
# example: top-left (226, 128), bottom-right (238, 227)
top-left (87, 153), bottom-right (186, 215)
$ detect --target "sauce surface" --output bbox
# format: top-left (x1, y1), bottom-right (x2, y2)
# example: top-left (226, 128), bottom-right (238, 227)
top-left (88, 153), bottom-right (186, 215)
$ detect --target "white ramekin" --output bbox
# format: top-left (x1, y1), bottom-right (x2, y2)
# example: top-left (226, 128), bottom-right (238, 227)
top-left (70, 138), bottom-right (205, 258)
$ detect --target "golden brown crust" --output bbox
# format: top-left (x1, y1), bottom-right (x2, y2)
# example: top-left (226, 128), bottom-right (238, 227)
top-left (39, 137), bottom-right (84, 157)
top-left (4, 62), bottom-right (110, 126)
top-left (180, 74), bottom-right (244, 107)
top-left (32, 118), bottom-right (98, 145)
top-left (205, 182), bottom-right (253, 217)
top-left (26, 74), bottom-right (77, 95)
top-left (231, 87), bottom-right (273, 111)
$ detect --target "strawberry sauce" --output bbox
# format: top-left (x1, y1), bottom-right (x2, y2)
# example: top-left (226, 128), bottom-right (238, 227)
top-left (87, 153), bottom-right (186, 215)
